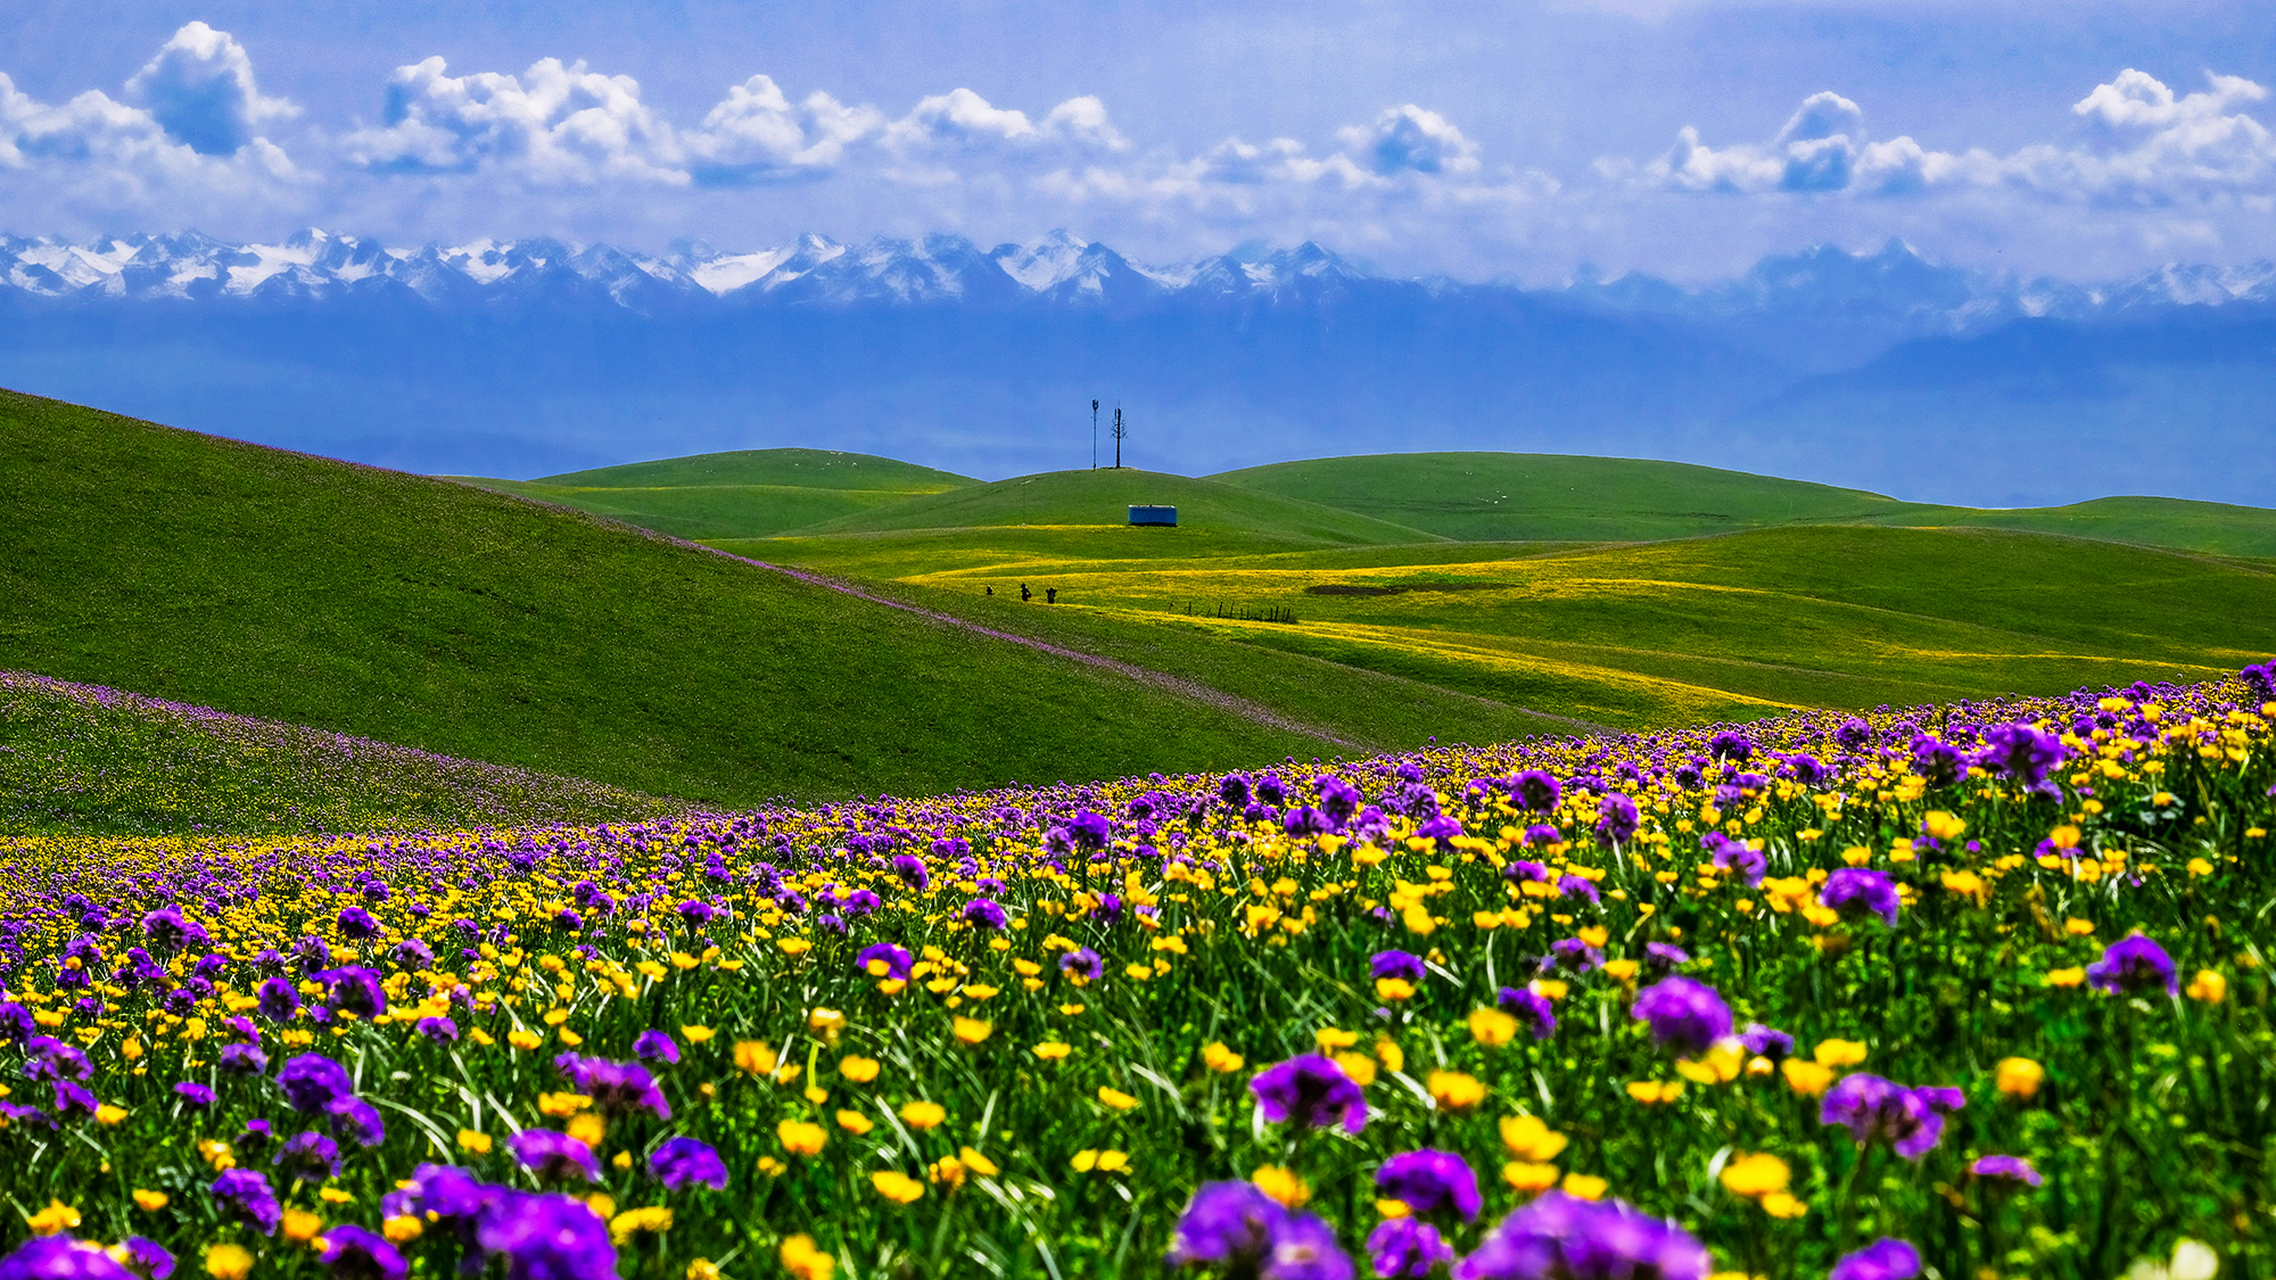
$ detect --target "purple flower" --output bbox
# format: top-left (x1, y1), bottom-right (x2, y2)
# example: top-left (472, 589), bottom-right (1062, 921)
top-left (1495, 988), bottom-right (1556, 1040)
top-left (1164, 1183), bottom-right (1351, 1280)
top-left (1829, 1239), bottom-right (1921, 1280)
top-left (210, 1168), bottom-right (283, 1235)
top-left (52, 1080), bottom-right (98, 1122)
top-left (1367, 1219), bottom-right (1454, 1280)
top-left (24, 1036), bottom-right (92, 1082)
top-left (1369, 951), bottom-right (1426, 984)
top-left (336, 906), bottom-right (382, 941)
top-left (1556, 875), bottom-right (1601, 905)
top-left (116, 1239), bottom-right (174, 1280)
top-left (1820, 869), bottom-right (1901, 926)
top-left (277, 1130), bottom-right (345, 1181)
top-left (1630, 977), bottom-right (1733, 1056)
top-left (1701, 833), bottom-right (1766, 886)
top-left (1249, 1055), bottom-right (1368, 1134)
top-left (0, 1002), bottom-right (33, 1044)
top-left (330, 1096), bottom-right (388, 1148)
top-left (237, 1119), bottom-right (275, 1152)
top-left (380, 1163), bottom-right (499, 1236)
top-left (1454, 1192), bottom-right (1710, 1280)
top-left (1548, 938), bottom-right (1603, 973)
top-left (1283, 806), bottom-right (1335, 837)
top-left (1644, 942), bottom-right (1691, 975)
top-left (474, 1191), bottom-right (618, 1280)
top-left (650, 1137), bottom-right (729, 1191)
top-left (1059, 948), bottom-right (1104, 982)
top-left (631, 1030), bottom-right (679, 1063)
top-left (1511, 771), bottom-right (1560, 811)
top-left (555, 1057), bottom-right (670, 1120)
top-left (1977, 723), bottom-right (2065, 792)
top-left (1970, 1155), bottom-right (2042, 1187)
top-left (418, 1016), bottom-right (460, 1044)
top-left (256, 977), bottom-right (301, 1022)
top-left (220, 1043), bottom-right (269, 1076)
top-left (0, 1237), bottom-right (138, 1280)
top-left (312, 967), bottom-right (387, 1017)
top-left (1707, 730), bottom-right (1753, 761)
top-left (510, 1129), bottom-right (600, 1184)
top-left (1739, 1023), bottom-right (1793, 1061)
top-left (277, 1054), bottom-right (354, 1114)
top-left (890, 855), bottom-right (930, 892)
top-left (961, 898), bottom-right (1009, 930)
top-left (1376, 1150), bottom-right (1481, 1221)
top-left (855, 943), bottom-right (914, 981)
top-left (320, 1225), bottom-right (409, 1280)
top-left (2086, 935), bottom-right (2179, 996)
top-left (1820, 1074), bottom-right (1965, 1159)
top-left (1502, 860), bottom-right (1548, 884)
top-left (173, 1081), bottom-right (215, 1108)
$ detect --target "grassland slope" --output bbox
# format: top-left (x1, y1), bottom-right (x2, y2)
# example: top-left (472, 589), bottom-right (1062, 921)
top-left (0, 390), bottom-right (1353, 807)
top-left (449, 448), bottom-right (975, 540)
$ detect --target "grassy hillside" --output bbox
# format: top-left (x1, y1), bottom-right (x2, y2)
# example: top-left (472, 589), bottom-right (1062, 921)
top-left (1212, 451), bottom-right (2276, 556)
top-left (1210, 452), bottom-right (1919, 542)
top-left (0, 670), bottom-right (678, 835)
top-left (0, 390), bottom-right (1361, 807)
top-left (449, 447), bottom-right (975, 540)
top-left (765, 523), bottom-right (2276, 730)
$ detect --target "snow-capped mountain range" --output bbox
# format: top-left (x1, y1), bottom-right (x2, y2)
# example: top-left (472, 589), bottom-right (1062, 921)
top-left (3, 228), bottom-right (2274, 508)
top-left (6, 228), bottom-right (2272, 327)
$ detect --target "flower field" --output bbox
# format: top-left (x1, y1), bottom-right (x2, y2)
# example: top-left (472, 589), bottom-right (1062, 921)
top-left (3, 669), bottom-right (2274, 1280)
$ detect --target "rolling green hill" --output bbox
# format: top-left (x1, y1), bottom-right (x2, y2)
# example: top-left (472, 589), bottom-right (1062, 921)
top-left (0, 390), bottom-right (1389, 808)
top-left (449, 448), bottom-right (976, 540)
top-left (1209, 451), bottom-right (2276, 556)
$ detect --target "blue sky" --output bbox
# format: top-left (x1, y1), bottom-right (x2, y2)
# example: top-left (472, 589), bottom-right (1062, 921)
top-left (4, 0), bottom-right (2272, 280)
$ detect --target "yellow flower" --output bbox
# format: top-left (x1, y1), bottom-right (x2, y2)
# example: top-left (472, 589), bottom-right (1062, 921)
top-left (1676, 1042), bottom-right (1745, 1085)
top-left (1335, 1051), bottom-right (1378, 1087)
top-left (687, 1261), bottom-right (720, 1280)
top-left (2064, 917), bottom-right (2097, 936)
top-left (1032, 1041), bottom-right (1073, 1061)
top-left (1202, 1043), bottom-right (1246, 1073)
top-left (1374, 1038), bottom-right (1405, 1074)
top-left (1923, 810), bottom-right (1967, 840)
top-left (1719, 1153), bottom-right (1790, 1199)
top-left (838, 1055), bottom-right (881, 1083)
top-left (1502, 1162), bottom-right (1561, 1194)
top-left (808, 1008), bottom-right (846, 1043)
top-left (1314, 1026), bottom-right (1361, 1050)
top-left (734, 1041), bottom-right (780, 1076)
top-left (1375, 978), bottom-right (1416, 1001)
top-left (1252, 1165), bottom-right (1310, 1208)
top-left (2046, 967), bottom-right (2086, 988)
top-left (959, 1146), bottom-right (1001, 1177)
top-left (1467, 1007), bottom-right (1519, 1047)
top-left (1761, 1192), bottom-right (1808, 1219)
top-left (26, 1201), bottom-right (79, 1235)
top-left (1561, 1173), bottom-right (1608, 1201)
top-left (780, 1234), bottom-right (836, 1280)
top-left (196, 1139), bottom-right (237, 1171)
top-left (205, 1244), bottom-right (254, 1280)
top-left (871, 1170), bottom-right (926, 1203)
top-left (1995, 1057), bottom-right (2045, 1100)
top-left (1376, 1198), bottom-right (1413, 1219)
top-left (1812, 1039), bottom-right (1868, 1068)
top-left (1427, 1070), bottom-right (1487, 1113)
top-left (538, 1092), bottom-right (593, 1118)
top-left (778, 1119), bottom-right (828, 1156)
top-left (1601, 959), bottom-right (1639, 982)
top-left (282, 1208), bottom-right (324, 1242)
top-left (384, 1216), bottom-right (424, 1243)
top-left (900, 1100), bottom-right (947, 1129)
top-left (1499, 1115), bottom-right (1569, 1163)
top-left (319, 1188), bottom-right (355, 1205)
top-left (1624, 1080), bottom-right (1685, 1105)
top-left (1098, 1086), bottom-right (1139, 1111)
top-left (506, 1028), bottom-right (543, 1051)
top-left (2187, 970), bottom-right (2228, 1004)
top-left (928, 1155), bottom-right (968, 1190)
top-left (132, 1190), bottom-right (170, 1212)
top-left (1070, 1149), bottom-right (1129, 1173)
top-left (1781, 1060), bottom-right (1836, 1097)
top-left (94, 1104), bottom-right (128, 1125)
top-left (952, 1017), bottom-right (993, 1045)
top-left (608, 1206), bottom-right (672, 1246)
top-left (567, 1113), bottom-right (606, 1147)
top-left (680, 1025), bottom-right (715, 1043)
top-left (458, 1129), bottom-right (494, 1155)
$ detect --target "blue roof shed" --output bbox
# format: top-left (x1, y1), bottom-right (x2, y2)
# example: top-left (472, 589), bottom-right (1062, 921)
top-left (1128, 505), bottom-right (1178, 526)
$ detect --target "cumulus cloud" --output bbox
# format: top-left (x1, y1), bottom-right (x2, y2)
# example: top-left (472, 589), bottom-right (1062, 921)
top-left (683, 76), bottom-right (881, 185)
top-left (1338, 105), bottom-right (1481, 176)
top-left (123, 21), bottom-right (295, 156)
top-left (1625, 70), bottom-right (2276, 207)
top-left (345, 57), bottom-right (687, 185)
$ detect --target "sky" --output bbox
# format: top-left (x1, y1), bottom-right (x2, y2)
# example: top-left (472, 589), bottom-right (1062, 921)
top-left (3, 0), bottom-right (2273, 282)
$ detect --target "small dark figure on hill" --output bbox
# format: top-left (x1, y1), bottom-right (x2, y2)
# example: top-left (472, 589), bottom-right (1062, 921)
top-left (1020, 584), bottom-right (1031, 602)
top-left (986, 586), bottom-right (993, 596)
top-left (1047, 587), bottom-right (1057, 604)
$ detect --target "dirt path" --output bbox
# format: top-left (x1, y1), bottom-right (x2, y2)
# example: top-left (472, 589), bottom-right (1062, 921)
top-left (685, 542), bottom-right (1372, 750)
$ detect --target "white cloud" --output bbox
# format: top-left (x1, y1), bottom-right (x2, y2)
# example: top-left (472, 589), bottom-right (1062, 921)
top-left (124, 21), bottom-right (295, 156)
top-left (345, 57), bottom-right (687, 186)
top-left (684, 76), bottom-right (881, 185)
top-left (1338, 105), bottom-right (1481, 176)
top-left (1626, 71), bottom-right (2276, 207)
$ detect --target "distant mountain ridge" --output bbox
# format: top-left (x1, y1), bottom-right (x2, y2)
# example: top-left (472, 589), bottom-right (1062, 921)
top-left (3, 229), bottom-right (2274, 508)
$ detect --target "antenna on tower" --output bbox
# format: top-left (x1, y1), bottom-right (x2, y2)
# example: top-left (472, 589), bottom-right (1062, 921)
top-left (1111, 404), bottom-right (1127, 469)
top-left (1091, 399), bottom-right (1099, 470)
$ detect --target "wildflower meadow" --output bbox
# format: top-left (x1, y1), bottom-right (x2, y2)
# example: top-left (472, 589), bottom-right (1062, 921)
top-left (3, 667), bottom-right (2274, 1280)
